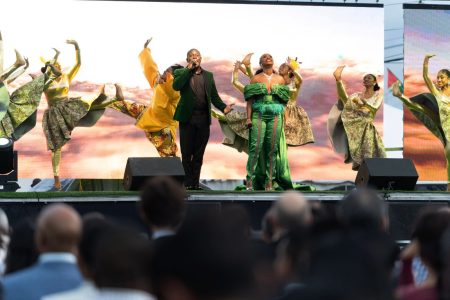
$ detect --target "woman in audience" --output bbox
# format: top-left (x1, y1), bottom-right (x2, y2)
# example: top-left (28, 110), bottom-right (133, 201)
top-left (397, 208), bottom-right (450, 300)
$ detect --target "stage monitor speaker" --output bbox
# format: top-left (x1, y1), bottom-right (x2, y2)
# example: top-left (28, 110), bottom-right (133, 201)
top-left (355, 158), bottom-right (418, 190)
top-left (123, 157), bottom-right (185, 191)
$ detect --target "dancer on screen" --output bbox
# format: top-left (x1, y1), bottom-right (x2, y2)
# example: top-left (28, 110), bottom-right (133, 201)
top-left (392, 54), bottom-right (450, 189)
top-left (41, 40), bottom-right (123, 189)
top-left (0, 32), bottom-right (46, 142)
top-left (328, 65), bottom-right (385, 171)
top-left (109, 38), bottom-right (182, 157)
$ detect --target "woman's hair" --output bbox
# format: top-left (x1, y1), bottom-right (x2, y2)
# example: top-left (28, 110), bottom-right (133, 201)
top-left (412, 207), bottom-right (450, 273)
top-left (279, 63), bottom-right (294, 78)
top-left (438, 69), bottom-right (450, 78)
top-left (367, 74), bottom-right (380, 91)
top-left (168, 64), bottom-right (183, 74)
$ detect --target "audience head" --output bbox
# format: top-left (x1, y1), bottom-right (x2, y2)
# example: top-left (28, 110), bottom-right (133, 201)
top-left (274, 191), bottom-right (312, 232)
top-left (338, 188), bottom-right (388, 231)
top-left (303, 226), bottom-right (395, 300)
top-left (153, 213), bottom-right (254, 300)
top-left (78, 213), bottom-right (113, 280)
top-left (5, 218), bottom-right (38, 274)
top-left (411, 207), bottom-right (450, 274)
top-left (35, 203), bottom-right (82, 254)
top-left (219, 205), bottom-right (252, 240)
top-left (139, 176), bottom-right (186, 232)
top-left (93, 227), bottom-right (153, 293)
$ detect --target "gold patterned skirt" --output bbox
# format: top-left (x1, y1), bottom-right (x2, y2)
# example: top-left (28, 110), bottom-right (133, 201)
top-left (216, 105), bottom-right (314, 153)
top-left (284, 102), bottom-right (314, 146)
top-left (341, 108), bottom-right (386, 170)
top-left (43, 94), bottom-right (106, 151)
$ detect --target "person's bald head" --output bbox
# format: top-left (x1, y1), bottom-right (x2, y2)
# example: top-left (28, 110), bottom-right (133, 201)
top-left (36, 204), bottom-right (82, 253)
top-left (275, 191), bottom-right (312, 229)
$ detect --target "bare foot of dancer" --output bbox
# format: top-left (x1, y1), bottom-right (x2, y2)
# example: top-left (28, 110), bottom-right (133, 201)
top-left (54, 176), bottom-right (62, 190)
top-left (242, 52), bottom-right (254, 66)
top-left (115, 83), bottom-right (124, 101)
top-left (392, 80), bottom-right (402, 97)
top-left (14, 49), bottom-right (26, 67)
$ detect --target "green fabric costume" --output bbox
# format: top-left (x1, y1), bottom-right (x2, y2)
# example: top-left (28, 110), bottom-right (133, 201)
top-left (245, 83), bottom-right (292, 190)
top-left (0, 75), bottom-right (45, 140)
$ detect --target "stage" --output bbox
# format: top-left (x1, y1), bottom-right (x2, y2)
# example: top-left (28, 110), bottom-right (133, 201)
top-left (0, 179), bottom-right (449, 241)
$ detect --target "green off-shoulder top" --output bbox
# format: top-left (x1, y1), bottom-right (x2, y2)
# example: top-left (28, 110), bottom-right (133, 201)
top-left (244, 83), bottom-right (289, 116)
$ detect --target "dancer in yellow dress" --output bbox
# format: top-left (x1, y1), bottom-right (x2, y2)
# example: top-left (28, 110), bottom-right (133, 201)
top-left (42, 40), bottom-right (123, 189)
top-left (109, 38), bottom-right (182, 157)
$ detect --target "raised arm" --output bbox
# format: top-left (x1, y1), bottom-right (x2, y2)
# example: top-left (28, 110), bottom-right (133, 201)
top-left (289, 69), bottom-right (303, 100)
top-left (66, 40), bottom-right (80, 82)
top-left (423, 54), bottom-right (439, 96)
top-left (139, 38), bottom-right (159, 88)
top-left (333, 66), bottom-right (348, 103)
top-left (231, 61), bottom-right (245, 94)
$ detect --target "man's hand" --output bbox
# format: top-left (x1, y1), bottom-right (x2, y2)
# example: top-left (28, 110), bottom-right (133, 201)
top-left (224, 104), bottom-right (234, 114)
top-left (246, 118), bottom-right (252, 129)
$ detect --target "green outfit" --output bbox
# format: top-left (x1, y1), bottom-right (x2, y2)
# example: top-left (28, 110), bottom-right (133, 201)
top-left (245, 83), bottom-right (292, 190)
top-left (0, 75), bottom-right (45, 140)
top-left (172, 67), bottom-right (226, 123)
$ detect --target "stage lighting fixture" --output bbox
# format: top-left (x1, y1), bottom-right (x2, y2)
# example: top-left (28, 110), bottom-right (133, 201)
top-left (0, 137), bottom-right (19, 192)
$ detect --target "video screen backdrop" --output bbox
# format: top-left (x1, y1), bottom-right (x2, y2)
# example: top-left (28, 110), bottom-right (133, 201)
top-left (1, 1), bottom-right (383, 180)
top-left (404, 6), bottom-right (450, 181)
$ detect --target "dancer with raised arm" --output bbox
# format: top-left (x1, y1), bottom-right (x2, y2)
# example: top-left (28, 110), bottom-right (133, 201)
top-left (328, 65), bottom-right (385, 171)
top-left (109, 38), bottom-right (183, 157)
top-left (42, 40), bottom-right (123, 189)
top-left (392, 54), bottom-right (450, 189)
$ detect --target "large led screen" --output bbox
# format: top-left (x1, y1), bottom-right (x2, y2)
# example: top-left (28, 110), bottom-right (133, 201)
top-left (0, 1), bottom-right (383, 180)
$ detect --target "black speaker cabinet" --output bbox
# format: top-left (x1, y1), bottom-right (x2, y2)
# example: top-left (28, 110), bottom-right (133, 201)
top-left (355, 158), bottom-right (418, 190)
top-left (123, 157), bottom-right (185, 191)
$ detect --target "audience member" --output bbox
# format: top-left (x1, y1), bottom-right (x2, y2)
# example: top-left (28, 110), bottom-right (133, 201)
top-left (139, 176), bottom-right (186, 240)
top-left (268, 191), bottom-right (312, 245)
top-left (4, 218), bottom-right (38, 275)
top-left (44, 213), bottom-right (113, 300)
top-left (152, 213), bottom-right (254, 300)
top-left (3, 204), bottom-right (83, 300)
top-left (93, 228), bottom-right (155, 300)
top-left (338, 188), bottom-right (388, 231)
top-left (0, 209), bottom-right (10, 275)
top-left (397, 207), bottom-right (450, 300)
